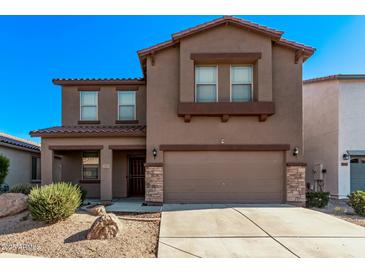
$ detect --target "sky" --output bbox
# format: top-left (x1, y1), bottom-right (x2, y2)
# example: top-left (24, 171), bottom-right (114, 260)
top-left (0, 15), bottom-right (365, 142)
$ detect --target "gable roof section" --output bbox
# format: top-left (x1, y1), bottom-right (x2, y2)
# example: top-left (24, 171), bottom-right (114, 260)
top-left (0, 132), bottom-right (40, 153)
top-left (303, 74), bottom-right (365, 84)
top-left (138, 16), bottom-right (315, 64)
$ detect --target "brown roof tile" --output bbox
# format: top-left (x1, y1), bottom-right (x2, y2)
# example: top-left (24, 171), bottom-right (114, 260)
top-left (30, 125), bottom-right (146, 138)
top-left (304, 74), bottom-right (365, 84)
top-left (52, 78), bottom-right (145, 86)
top-left (138, 16), bottom-right (315, 60)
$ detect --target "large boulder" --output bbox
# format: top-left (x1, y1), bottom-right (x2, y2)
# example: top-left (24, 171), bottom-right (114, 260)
top-left (87, 213), bottom-right (122, 240)
top-left (0, 193), bottom-right (28, 218)
top-left (86, 205), bottom-right (106, 216)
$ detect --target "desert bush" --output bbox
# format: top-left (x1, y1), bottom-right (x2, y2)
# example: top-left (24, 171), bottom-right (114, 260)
top-left (306, 191), bottom-right (330, 208)
top-left (28, 182), bottom-right (81, 223)
top-left (347, 191), bottom-right (365, 216)
top-left (9, 184), bottom-right (34, 195)
top-left (0, 154), bottom-right (10, 186)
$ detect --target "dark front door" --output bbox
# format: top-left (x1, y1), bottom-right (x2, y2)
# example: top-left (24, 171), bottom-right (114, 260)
top-left (128, 156), bottom-right (146, 196)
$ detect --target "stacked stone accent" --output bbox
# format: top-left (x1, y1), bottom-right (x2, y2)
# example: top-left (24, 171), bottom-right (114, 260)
top-left (286, 164), bottom-right (306, 206)
top-left (145, 164), bottom-right (163, 204)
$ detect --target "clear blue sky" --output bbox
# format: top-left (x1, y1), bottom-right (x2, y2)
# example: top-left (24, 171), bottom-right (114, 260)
top-left (0, 16), bottom-right (364, 142)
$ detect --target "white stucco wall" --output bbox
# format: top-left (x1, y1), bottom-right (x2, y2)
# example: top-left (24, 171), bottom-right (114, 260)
top-left (338, 80), bottom-right (365, 197)
top-left (303, 80), bottom-right (340, 195)
top-left (0, 145), bottom-right (40, 188)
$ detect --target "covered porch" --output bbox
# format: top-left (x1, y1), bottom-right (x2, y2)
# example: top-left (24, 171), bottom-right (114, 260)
top-left (30, 125), bottom-right (147, 201)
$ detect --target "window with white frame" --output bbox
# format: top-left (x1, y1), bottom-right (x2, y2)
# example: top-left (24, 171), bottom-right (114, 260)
top-left (231, 65), bottom-right (253, 102)
top-left (118, 91), bottom-right (136, 120)
top-left (195, 66), bottom-right (217, 102)
top-left (80, 91), bottom-right (98, 120)
top-left (82, 151), bottom-right (100, 180)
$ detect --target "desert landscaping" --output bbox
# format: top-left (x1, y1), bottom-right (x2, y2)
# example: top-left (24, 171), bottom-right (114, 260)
top-left (0, 209), bottom-right (160, 258)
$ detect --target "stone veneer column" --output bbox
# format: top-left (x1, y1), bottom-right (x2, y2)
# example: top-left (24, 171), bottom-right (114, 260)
top-left (286, 163), bottom-right (306, 206)
top-left (145, 163), bottom-right (163, 204)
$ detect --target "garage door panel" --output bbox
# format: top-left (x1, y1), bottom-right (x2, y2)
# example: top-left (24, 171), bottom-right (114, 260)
top-left (164, 151), bottom-right (284, 203)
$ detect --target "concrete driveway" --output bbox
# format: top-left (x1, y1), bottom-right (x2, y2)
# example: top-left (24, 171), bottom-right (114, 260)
top-left (158, 204), bottom-right (365, 258)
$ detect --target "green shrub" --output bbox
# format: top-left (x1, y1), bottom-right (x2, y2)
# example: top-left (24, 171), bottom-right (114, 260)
top-left (28, 182), bottom-right (81, 223)
top-left (306, 191), bottom-right (330, 208)
top-left (9, 184), bottom-right (34, 195)
top-left (0, 154), bottom-right (10, 186)
top-left (347, 191), bottom-right (365, 216)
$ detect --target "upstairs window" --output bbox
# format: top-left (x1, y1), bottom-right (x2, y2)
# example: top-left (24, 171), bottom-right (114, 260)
top-left (82, 151), bottom-right (100, 180)
top-left (195, 66), bottom-right (217, 102)
top-left (118, 91), bottom-right (136, 120)
top-left (231, 65), bottom-right (253, 102)
top-left (80, 91), bottom-right (98, 120)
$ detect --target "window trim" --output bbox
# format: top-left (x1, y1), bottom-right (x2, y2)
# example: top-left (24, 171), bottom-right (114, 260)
top-left (230, 64), bottom-right (253, 102)
top-left (81, 151), bottom-right (100, 180)
top-left (194, 65), bottom-right (218, 103)
top-left (118, 90), bottom-right (137, 121)
top-left (80, 91), bottom-right (99, 121)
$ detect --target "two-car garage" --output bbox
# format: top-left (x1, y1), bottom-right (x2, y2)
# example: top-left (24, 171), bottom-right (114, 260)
top-left (163, 150), bottom-right (286, 203)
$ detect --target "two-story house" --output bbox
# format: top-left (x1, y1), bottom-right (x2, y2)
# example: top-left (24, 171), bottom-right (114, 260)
top-left (304, 75), bottom-right (365, 199)
top-left (31, 16), bottom-right (315, 205)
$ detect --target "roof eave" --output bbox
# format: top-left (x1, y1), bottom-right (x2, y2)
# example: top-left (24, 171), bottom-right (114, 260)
top-left (52, 79), bottom-right (146, 86)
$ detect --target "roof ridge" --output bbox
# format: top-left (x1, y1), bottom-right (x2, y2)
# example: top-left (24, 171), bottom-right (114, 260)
top-left (0, 132), bottom-right (40, 147)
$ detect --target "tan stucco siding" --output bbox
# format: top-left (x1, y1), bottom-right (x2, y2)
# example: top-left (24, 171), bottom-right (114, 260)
top-left (303, 80), bottom-right (340, 195)
top-left (41, 137), bottom-right (145, 200)
top-left (179, 25), bottom-right (273, 102)
top-left (146, 39), bottom-right (304, 164)
top-left (0, 146), bottom-right (39, 188)
top-left (62, 85), bottom-right (146, 126)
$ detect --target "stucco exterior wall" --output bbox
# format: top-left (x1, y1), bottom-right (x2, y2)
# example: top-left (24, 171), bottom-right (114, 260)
top-left (0, 146), bottom-right (40, 188)
top-left (303, 80), bottom-right (340, 195)
top-left (41, 137), bottom-right (145, 200)
top-left (338, 80), bottom-right (365, 197)
top-left (145, 28), bottom-right (304, 164)
top-left (62, 85), bottom-right (146, 126)
top-left (179, 25), bottom-right (273, 102)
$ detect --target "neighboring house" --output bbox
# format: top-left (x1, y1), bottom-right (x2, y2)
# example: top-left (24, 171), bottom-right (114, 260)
top-left (31, 16), bottom-right (315, 204)
top-left (304, 74), bottom-right (365, 199)
top-left (0, 132), bottom-right (41, 188)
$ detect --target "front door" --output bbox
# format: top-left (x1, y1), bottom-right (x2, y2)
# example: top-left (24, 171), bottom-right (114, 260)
top-left (128, 156), bottom-right (146, 196)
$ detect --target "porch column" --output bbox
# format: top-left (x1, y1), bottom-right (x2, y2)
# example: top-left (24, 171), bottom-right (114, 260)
top-left (100, 147), bottom-right (113, 201)
top-left (41, 146), bottom-right (54, 185)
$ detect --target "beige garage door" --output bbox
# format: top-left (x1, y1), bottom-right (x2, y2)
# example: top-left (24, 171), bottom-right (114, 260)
top-left (164, 151), bottom-right (285, 203)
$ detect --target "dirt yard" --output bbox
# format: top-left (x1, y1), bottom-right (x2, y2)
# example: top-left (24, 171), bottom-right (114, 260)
top-left (0, 210), bottom-right (160, 258)
top-left (313, 199), bottom-right (365, 228)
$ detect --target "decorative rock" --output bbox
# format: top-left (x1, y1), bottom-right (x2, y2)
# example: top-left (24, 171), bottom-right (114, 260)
top-left (86, 205), bottom-right (106, 216)
top-left (87, 213), bottom-right (122, 240)
top-left (0, 193), bottom-right (28, 218)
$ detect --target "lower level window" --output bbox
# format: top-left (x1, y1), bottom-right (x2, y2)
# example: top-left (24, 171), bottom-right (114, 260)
top-left (82, 151), bottom-right (100, 180)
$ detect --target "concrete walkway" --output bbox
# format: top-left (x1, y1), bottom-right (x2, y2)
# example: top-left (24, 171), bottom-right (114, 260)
top-left (158, 204), bottom-right (365, 258)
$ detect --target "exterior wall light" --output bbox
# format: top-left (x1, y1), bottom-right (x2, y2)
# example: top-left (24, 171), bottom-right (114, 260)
top-left (152, 148), bottom-right (158, 159)
top-left (293, 147), bottom-right (299, 157)
top-left (343, 153), bottom-right (350, 161)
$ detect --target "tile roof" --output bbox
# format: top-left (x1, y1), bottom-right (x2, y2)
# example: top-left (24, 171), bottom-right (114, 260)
top-left (303, 74), bottom-right (365, 84)
top-left (52, 78), bottom-right (145, 86)
top-left (30, 125), bottom-right (146, 137)
top-left (138, 16), bottom-right (315, 60)
top-left (0, 132), bottom-right (40, 152)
